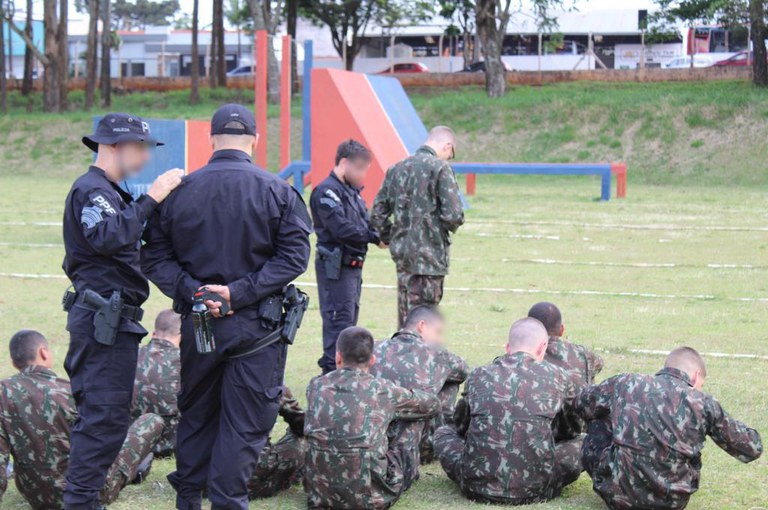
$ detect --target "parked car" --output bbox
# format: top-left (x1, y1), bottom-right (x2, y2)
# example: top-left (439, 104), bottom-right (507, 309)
top-left (457, 60), bottom-right (513, 73)
top-left (227, 65), bottom-right (254, 76)
top-left (375, 62), bottom-right (430, 74)
top-left (665, 55), bottom-right (714, 68)
top-left (713, 51), bottom-right (754, 67)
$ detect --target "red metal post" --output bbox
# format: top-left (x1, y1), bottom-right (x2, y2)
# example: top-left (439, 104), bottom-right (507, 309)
top-left (279, 35), bottom-right (292, 170)
top-left (611, 163), bottom-right (627, 199)
top-left (255, 30), bottom-right (268, 168)
top-left (466, 173), bottom-right (476, 196)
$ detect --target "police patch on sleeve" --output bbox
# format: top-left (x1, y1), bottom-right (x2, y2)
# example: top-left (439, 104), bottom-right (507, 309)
top-left (88, 193), bottom-right (118, 216)
top-left (81, 205), bottom-right (104, 229)
top-left (324, 189), bottom-right (341, 203)
top-left (319, 197), bottom-right (338, 209)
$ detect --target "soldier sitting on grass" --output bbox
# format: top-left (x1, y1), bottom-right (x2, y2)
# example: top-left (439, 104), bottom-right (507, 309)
top-left (304, 326), bottom-right (441, 510)
top-left (527, 301), bottom-right (603, 440)
top-left (370, 305), bottom-right (468, 475)
top-left (0, 330), bottom-right (164, 509)
top-left (433, 317), bottom-right (583, 505)
top-left (576, 346), bottom-right (763, 510)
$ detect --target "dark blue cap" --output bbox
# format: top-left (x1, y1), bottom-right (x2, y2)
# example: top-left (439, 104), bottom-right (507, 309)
top-left (211, 104), bottom-right (257, 136)
top-left (82, 113), bottom-right (164, 152)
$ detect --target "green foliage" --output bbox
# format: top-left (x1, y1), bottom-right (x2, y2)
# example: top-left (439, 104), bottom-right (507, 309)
top-left (112, 0), bottom-right (181, 30)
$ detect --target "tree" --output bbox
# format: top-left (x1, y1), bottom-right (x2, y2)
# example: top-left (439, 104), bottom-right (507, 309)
top-left (750, 0), bottom-right (768, 86)
top-left (439, 0), bottom-right (475, 67)
top-left (299, 0), bottom-right (432, 71)
top-left (0, 7), bottom-right (6, 113)
top-left (248, 0), bottom-right (283, 103)
top-left (210, 0), bottom-right (227, 87)
top-left (100, 0), bottom-right (112, 106)
top-left (190, 0), bottom-right (200, 103)
top-left (476, 0), bottom-right (566, 98)
top-left (84, 0), bottom-right (99, 108)
top-left (21, 0), bottom-right (34, 96)
top-left (112, 0), bottom-right (180, 30)
top-left (286, 0), bottom-right (298, 94)
top-left (225, 0), bottom-right (250, 64)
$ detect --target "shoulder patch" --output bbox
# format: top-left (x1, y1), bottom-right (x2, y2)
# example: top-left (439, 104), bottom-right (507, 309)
top-left (88, 192), bottom-right (118, 215)
top-left (324, 189), bottom-right (341, 203)
top-left (81, 205), bottom-right (104, 229)
top-left (319, 197), bottom-right (338, 209)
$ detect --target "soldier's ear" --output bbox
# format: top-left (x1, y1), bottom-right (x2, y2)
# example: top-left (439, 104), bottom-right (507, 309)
top-left (335, 351), bottom-right (343, 369)
top-left (559, 324), bottom-right (565, 337)
top-left (369, 354), bottom-right (377, 368)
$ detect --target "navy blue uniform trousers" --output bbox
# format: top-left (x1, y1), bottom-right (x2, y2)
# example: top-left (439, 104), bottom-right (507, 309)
top-left (315, 259), bottom-right (363, 373)
top-left (169, 318), bottom-right (287, 510)
top-left (63, 306), bottom-right (140, 509)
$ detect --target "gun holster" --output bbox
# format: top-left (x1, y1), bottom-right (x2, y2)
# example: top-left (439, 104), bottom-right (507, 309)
top-left (317, 245), bottom-right (342, 280)
top-left (83, 290), bottom-right (123, 346)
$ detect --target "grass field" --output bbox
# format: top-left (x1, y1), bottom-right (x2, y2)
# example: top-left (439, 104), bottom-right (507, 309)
top-left (0, 81), bottom-right (767, 509)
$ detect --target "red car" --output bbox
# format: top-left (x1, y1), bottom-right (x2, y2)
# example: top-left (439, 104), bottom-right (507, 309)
top-left (376, 62), bottom-right (430, 74)
top-left (713, 51), bottom-right (753, 67)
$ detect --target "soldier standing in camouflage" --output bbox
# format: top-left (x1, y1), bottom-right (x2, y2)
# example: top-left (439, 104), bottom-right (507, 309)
top-left (132, 309), bottom-right (181, 457)
top-left (433, 318), bottom-right (583, 505)
top-left (370, 305), bottom-right (468, 478)
top-left (0, 330), bottom-right (164, 509)
top-left (304, 326), bottom-right (441, 509)
top-left (527, 301), bottom-right (603, 439)
top-left (576, 346), bottom-right (763, 510)
top-left (371, 126), bottom-right (465, 328)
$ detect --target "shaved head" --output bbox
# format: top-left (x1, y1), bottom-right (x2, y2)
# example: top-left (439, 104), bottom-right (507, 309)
top-left (507, 317), bottom-right (549, 360)
top-left (665, 346), bottom-right (707, 380)
top-left (424, 125), bottom-right (457, 161)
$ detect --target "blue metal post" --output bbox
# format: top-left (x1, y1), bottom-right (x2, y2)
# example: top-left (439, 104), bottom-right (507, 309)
top-left (302, 40), bottom-right (313, 163)
top-left (600, 170), bottom-right (611, 201)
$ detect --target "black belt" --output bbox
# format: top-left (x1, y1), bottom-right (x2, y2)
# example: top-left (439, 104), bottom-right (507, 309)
top-left (342, 254), bottom-right (365, 268)
top-left (228, 328), bottom-right (283, 359)
top-left (69, 291), bottom-right (144, 322)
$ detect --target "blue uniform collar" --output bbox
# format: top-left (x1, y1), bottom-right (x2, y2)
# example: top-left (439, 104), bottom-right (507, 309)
top-left (88, 165), bottom-right (134, 203)
top-left (329, 169), bottom-right (363, 193)
top-left (209, 149), bottom-right (253, 163)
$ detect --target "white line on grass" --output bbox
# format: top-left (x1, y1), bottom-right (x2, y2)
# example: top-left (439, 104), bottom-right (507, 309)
top-left (475, 232), bottom-right (561, 240)
top-left (0, 221), bottom-right (62, 226)
top-left (470, 219), bottom-right (768, 233)
top-left (0, 242), bottom-right (63, 248)
top-left (491, 258), bottom-right (765, 270)
top-left (3, 274), bottom-right (766, 303)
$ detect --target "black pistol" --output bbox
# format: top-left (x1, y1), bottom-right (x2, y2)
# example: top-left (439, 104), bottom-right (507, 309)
top-left (82, 289), bottom-right (122, 346)
top-left (281, 285), bottom-right (309, 345)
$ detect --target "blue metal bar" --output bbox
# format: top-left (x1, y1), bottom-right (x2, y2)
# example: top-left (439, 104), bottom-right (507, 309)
top-left (279, 160), bottom-right (311, 193)
top-left (302, 40), bottom-right (313, 163)
top-left (452, 162), bottom-right (612, 201)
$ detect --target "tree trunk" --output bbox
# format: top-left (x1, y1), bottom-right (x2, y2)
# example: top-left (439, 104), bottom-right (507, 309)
top-left (750, 0), bottom-right (768, 86)
top-left (43, 0), bottom-right (62, 112)
top-left (462, 27), bottom-right (472, 67)
top-left (85, 0), bottom-right (99, 108)
top-left (0, 14), bottom-right (7, 113)
top-left (215, 0), bottom-right (226, 87)
top-left (287, 0), bottom-right (298, 95)
top-left (21, 0), bottom-right (34, 96)
top-left (476, 0), bottom-right (506, 98)
top-left (209, 0), bottom-right (218, 88)
top-left (57, 0), bottom-right (68, 109)
top-left (190, 0), bottom-right (200, 104)
top-left (344, 42), bottom-right (355, 71)
top-left (100, 0), bottom-right (112, 107)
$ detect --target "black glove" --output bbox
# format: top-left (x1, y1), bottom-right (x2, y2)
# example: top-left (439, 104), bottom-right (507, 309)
top-left (454, 397), bottom-right (470, 437)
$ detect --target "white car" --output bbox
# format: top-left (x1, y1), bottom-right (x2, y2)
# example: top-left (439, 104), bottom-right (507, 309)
top-left (665, 55), bottom-right (714, 68)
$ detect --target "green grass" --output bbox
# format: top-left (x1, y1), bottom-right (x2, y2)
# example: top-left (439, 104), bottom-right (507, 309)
top-left (0, 174), bottom-right (767, 509)
top-left (0, 82), bottom-right (767, 508)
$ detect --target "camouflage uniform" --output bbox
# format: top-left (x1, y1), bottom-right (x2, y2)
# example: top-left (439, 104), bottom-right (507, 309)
top-left (576, 367), bottom-right (763, 510)
top-left (304, 367), bottom-right (441, 509)
top-left (370, 329), bottom-right (468, 472)
top-left (0, 365), bottom-right (164, 509)
top-left (545, 335), bottom-right (604, 440)
top-left (370, 145), bottom-right (464, 327)
top-left (433, 352), bottom-right (583, 505)
top-left (132, 336), bottom-right (181, 456)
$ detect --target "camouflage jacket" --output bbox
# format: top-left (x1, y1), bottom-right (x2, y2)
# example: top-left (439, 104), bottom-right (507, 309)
top-left (546, 336), bottom-right (604, 439)
top-left (304, 367), bottom-right (440, 509)
top-left (460, 352), bottom-right (577, 503)
top-left (132, 337), bottom-right (180, 418)
top-left (0, 366), bottom-right (76, 509)
top-left (577, 367), bottom-right (763, 510)
top-left (371, 145), bottom-right (464, 275)
top-left (371, 330), bottom-right (469, 394)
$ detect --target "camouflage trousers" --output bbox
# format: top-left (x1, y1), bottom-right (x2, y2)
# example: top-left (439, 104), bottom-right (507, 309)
top-left (420, 382), bottom-right (462, 464)
top-left (154, 414), bottom-right (179, 457)
top-left (433, 426), bottom-right (584, 505)
top-left (101, 413), bottom-right (165, 504)
top-left (248, 429), bottom-right (307, 500)
top-left (396, 272), bottom-right (445, 328)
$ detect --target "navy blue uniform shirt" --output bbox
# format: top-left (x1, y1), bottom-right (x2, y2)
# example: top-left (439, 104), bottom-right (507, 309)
top-left (309, 171), bottom-right (379, 258)
top-left (141, 149), bottom-right (312, 348)
top-left (62, 165), bottom-right (158, 307)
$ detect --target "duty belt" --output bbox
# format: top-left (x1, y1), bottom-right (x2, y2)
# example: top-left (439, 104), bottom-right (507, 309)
top-left (342, 254), bottom-right (365, 268)
top-left (62, 289), bottom-right (144, 322)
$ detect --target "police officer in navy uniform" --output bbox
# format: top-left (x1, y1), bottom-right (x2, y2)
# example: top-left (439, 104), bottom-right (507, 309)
top-left (310, 139), bottom-right (383, 374)
top-left (140, 104), bottom-right (312, 510)
top-left (62, 113), bottom-right (183, 510)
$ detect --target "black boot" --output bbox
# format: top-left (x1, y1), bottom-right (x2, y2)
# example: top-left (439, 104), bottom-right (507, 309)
top-left (131, 453), bottom-right (154, 484)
